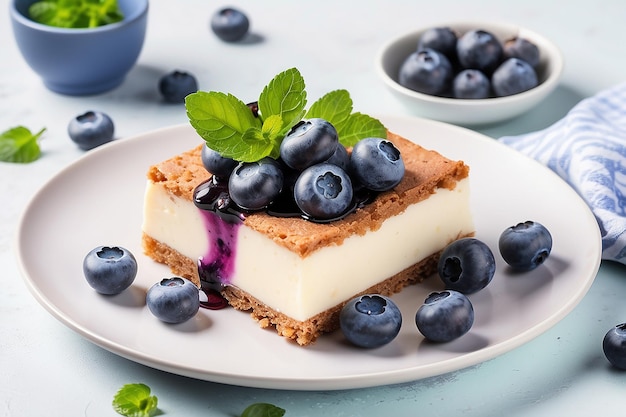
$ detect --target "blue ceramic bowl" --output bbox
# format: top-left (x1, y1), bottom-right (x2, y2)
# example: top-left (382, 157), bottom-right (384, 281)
top-left (10, 0), bottom-right (148, 96)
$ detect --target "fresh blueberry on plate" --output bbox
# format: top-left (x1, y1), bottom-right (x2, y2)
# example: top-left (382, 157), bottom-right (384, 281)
top-left (499, 220), bottom-right (552, 271)
top-left (83, 245), bottom-right (137, 295)
top-left (146, 277), bottom-right (200, 324)
top-left (340, 294), bottom-right (402, 348)
top-left (415, 290), bottom-right (474, 343)
top-left (438, 237), bottom-right (496, 294)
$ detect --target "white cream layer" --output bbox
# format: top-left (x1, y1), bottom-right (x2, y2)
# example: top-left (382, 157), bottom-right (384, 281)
top-left (142, 179), bottom-right (474, 321)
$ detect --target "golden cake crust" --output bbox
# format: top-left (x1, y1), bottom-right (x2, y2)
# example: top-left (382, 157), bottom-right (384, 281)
top-left (146, 131), bottom-right (469, 258)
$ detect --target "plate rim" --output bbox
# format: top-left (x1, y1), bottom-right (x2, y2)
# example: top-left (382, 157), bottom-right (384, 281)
top-left (14, 115), bottom-right (602, 390)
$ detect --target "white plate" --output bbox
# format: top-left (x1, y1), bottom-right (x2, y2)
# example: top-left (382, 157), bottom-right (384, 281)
top-left (15, 115), bottom-right (601, 390)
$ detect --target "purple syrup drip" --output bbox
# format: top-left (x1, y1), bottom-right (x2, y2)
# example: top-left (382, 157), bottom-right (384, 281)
top-left (199, 288), bottom-right (229, 310)
top-left (191, 173), bottom-right (377, 309)
top-left (194, 177), bottom-right (242, 309)
top-left (198, 209), bottom-right (239, 286)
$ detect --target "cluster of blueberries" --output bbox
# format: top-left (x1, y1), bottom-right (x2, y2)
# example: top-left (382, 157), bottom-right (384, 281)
top-left (83, 246), bottom-right (200, 323)
top-left (398, 27), bottom-right (540, 99)
top-left (340, 221), bottom-right (553, 348)
top-left (200, 118), bottom-right (405, 222)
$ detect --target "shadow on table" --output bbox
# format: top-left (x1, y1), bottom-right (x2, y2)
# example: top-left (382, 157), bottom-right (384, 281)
top-left (475, 84), bottom-right (586, 139)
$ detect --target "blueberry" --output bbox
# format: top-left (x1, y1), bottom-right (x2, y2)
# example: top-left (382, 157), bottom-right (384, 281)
top-left (415, 290), bottom-right (474, 343)
top-left (324, 143), bottom-right (350, 171)
top-left (294, 163), bottom-right (353, 221)
top-left (228, 157), bottom-right (284, 211)
top-left (456, 29), bottom-right (503, 75)
top-left (280, 119), bottom-right (339, 171)
top-left (438, 238), bottom-right (496, 294)
top-left (83, 246), bottom-right (137, 295)
top-left (453, 69), bottom-right (491, 99)
top-left (603, 323), bottom-right (626, 370)
top-left (159, 70), bottom-right (198, 104)
top-left (499, 221), bottom-right (552, 271)
top-left (201, 144), bottom-right (238, 178)
top-left (67, 110), bottom-right (114, 151)
top-left (418, 27), bottom-right (458, 61)
top-left (398, 48), bottom-right (453, 96)
top-left (210, 7), bottom-right (250, 42)
top-left (340, 294), bottom-right (402, 349)
top-left (492, 58), bottom-right (539, 97)
top-left (146, 277), bottom-right (200, 324)
top-left (349, 137), bottom-right (404, 192)
top-left (503, 37), bottom-right (540, 69)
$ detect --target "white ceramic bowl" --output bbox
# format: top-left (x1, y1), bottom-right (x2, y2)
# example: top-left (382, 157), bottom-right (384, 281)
top-left (377, 21), bottom-right (564, 126)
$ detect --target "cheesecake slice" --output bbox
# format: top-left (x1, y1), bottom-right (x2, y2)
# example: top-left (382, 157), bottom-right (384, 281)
top-left (141, 131), bottom-right (474, 345)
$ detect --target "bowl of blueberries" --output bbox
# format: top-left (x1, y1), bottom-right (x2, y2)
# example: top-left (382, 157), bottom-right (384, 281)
top-left (377, 21), bottom-right (563, 125)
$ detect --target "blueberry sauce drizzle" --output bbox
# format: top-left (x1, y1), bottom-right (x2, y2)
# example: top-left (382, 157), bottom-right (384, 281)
top-left (192, 164), bottom-right (377, 310)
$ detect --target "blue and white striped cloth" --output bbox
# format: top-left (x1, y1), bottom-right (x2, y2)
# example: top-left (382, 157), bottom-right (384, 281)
top-left (500, 82), bottom-right (626, 265)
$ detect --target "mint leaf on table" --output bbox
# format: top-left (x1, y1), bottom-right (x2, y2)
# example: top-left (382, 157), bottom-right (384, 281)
top-left (240, 403), bottom-right (286, 417)
top-left (112, 383), bottom-right (158, 417)
top-left (0, 126), bottom-right (45, 163)
top-left (29, 0), bottom-right (124, 29)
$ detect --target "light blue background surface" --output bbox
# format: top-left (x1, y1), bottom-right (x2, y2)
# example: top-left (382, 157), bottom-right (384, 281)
top-left (2, 1), bottom-right (625, 415)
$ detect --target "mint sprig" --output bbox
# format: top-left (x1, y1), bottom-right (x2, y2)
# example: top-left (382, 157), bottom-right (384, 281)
top-left (305, 89), bottom-right (386, 147)
top-left (112, 383), bottom-right (158, 417)
top-left (240, 402), bottom-right (286, 417)
top-left (0, 126), bottom-right (46, 163)
top-left (258, 67), bottom-right (307, 137)
top-left (29, 0), bottom-right (124, 29)
top-left (185, 67), bottom-right (387, 162)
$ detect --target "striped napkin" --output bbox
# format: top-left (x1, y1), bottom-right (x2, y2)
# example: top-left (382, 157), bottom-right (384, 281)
top-left (500, 82), bottom-right (626, 265)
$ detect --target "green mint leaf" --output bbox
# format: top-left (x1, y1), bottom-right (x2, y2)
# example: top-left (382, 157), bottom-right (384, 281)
top-left (0, 126), bottom-right (45, 163)
top-left (29, 0), bottom-right (124, 28)
top-left (335, 112), bottom-right (387, 147)
top-left (112, 383), bottom-right (158, 417)
top-left (241, 403), bottom-right (286, 417)
top-left (305, 89), bottom-right (353, 127)
top-left (307, 89), bottom-right (387, 147)
top-left (187, 91), bottom-right (268, 162)
top-left (260, 114), bottom-right (285, 159)
top-left (258, 67), bottom-right (307, 135)
top-left (185, 67), bottom-right (387, 163)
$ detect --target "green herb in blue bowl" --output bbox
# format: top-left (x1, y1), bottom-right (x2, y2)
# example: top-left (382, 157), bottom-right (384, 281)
top-left (28, 0), bottom-right (124, 28)
top-left (10, 0), bottom-right (148, 95)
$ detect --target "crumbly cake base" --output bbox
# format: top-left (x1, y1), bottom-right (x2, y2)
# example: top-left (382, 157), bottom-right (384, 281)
top-left (142, 232), bottom-right (466, 345)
